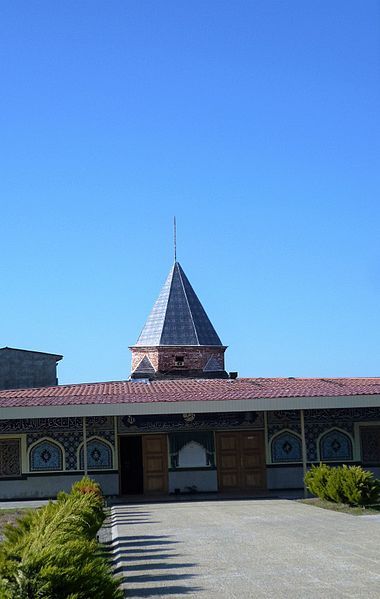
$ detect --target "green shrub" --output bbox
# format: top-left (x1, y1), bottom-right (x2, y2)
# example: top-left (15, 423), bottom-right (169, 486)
top-left (325, 466), bottom-right (347, 503)
top-left (1, 534), bottom-right (122, 598)
top-left (0, 478), bottom-right (122, 599)
top-left (341, 465), bottom-right (380, 506)
top-left (304, 463), bottom-right (380, 507)
top-left (305, 464), bottom-right (332, 500)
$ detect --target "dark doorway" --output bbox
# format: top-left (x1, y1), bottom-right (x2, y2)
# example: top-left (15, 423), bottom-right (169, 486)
top-left (119, 436), bottom-right (144, 494)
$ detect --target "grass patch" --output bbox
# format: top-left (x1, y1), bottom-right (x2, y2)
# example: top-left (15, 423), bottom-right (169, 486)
top-left (300, 497), bottom-right (380, 516)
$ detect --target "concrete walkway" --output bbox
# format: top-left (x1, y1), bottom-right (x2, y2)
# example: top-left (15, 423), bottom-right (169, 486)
top-left (110, 499), bottom-right (380, 598)
top-left (0, 500), bottom-right (49, 509)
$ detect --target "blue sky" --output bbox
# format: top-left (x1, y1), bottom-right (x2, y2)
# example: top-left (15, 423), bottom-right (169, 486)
top-left (1, 1), bottom-right (379, 383)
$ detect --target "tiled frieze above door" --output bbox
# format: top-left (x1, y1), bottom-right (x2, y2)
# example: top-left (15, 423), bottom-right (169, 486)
top-left (118, 411), bottom-right (264, 434)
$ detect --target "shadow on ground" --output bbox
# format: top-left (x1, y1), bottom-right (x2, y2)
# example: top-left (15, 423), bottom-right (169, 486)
top-left (107, 507), bottom-right (203, 598)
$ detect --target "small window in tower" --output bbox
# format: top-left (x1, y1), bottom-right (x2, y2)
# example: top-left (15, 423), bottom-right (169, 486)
top-left (175, 356), bottom-right (184, 367)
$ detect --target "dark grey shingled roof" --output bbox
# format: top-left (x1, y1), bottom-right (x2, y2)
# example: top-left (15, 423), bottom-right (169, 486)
top-left (134, 262), bottom-right (223, 347)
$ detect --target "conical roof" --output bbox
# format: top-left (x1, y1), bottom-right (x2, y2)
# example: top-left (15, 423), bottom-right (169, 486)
top-left (135, 262), bottom-right (223, 347)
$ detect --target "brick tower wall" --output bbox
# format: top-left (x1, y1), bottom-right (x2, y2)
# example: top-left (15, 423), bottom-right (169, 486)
top-left (130, 346), bottom-right (227, 379)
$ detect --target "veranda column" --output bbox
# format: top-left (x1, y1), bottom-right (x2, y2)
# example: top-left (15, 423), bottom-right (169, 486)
top-left (113, 416), bottom-right (119, 470)
top-left (83, 416), bottom-right (88, 476)
top-left (300, 409), bottom-right (307, 498)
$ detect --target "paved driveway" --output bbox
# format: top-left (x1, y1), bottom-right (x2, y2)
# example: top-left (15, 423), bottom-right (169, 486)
top-left (110, 499), bottom-right (380, 598)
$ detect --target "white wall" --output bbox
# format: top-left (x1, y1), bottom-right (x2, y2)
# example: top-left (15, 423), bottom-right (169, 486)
top-left (169, 470), bottom-right (218, 493)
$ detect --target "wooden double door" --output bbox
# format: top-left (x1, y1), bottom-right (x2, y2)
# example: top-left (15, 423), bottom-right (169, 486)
top-left (216, 431), bottom-right (266, 492)
top-left (119, 434), bottom-right (168, 495)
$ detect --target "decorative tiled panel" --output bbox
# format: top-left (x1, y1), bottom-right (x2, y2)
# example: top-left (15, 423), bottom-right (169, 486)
top-left (267, 409), bottom-right (361, 462)
top-left (0, 439), bottom-right (21, 477)
top-left (268, 422), bottom-right (301, 436)
top-left (304, 422), bottom-right (354, 462)
top-left (319, 430), bottom-right (353, 461)
top-left (267, 411), bottom-right (301, 425)
top-left (271, 432), bottom-right (302, 463)
top-left (27, 432), bottom-right (81, 471)
top-left (26, 430), bottom-right (114, 471)
top-left (0, 416), bottom-right (114, 434)
top-left (30, 440), bottom-right (63, 471)
top-left (305, 408), bottom-right (380, 422)
top-left (360, 427), bottom-right (380, 463)
top-left (79, 439), bottom-right (113, 470)
top-left (267, 412), bottom-right (301, 441)
top-left (119, 411), bottom-right (264, 433)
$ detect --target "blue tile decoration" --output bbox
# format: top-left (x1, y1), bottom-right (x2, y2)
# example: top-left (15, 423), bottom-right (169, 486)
top-left (28, 431), bottom-right (82, 470)
top-left (26, 428), bottom-right (114, 471)
top-left (319, 429), bottom-right (353, 461)
top-left (135, 262), bottom-right (223, 346)
top-left (267, 410), bottom-right (360, 462)
top-left (271, 432), bottom-right (302, 463)
top-left (2, 408), bottom-right (380, 473)
top-left (79, 438), bottom-right (113, 470)
top-left (30, 440), bottom-right (63, 471)
top-left (267, 412), bottom-right (301, 457)
top-left (305, 422), bottom-right (354, 462)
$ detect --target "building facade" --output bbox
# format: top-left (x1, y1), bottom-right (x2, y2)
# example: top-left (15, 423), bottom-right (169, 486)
top-left (0, 262), bottom-right (379, 499)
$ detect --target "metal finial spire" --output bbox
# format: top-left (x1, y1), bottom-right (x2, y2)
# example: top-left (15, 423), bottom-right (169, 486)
top-left (174, 216), bottom-right (177, 262)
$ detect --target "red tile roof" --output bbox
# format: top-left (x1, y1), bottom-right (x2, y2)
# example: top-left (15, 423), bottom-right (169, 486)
top-left (0, 377), bottom-right (380, 409)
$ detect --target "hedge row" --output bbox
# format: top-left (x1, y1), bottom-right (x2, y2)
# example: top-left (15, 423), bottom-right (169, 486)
top-left (305, 464), bottom-right (380, 506)
top-left (0, 477), bottom-right (123, 599)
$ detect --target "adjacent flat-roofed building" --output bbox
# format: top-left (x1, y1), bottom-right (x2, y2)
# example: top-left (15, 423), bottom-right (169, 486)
top-left (0, 261), bottom-right (379, 500)
top-left (0, 347), bottom-right (63, 391)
